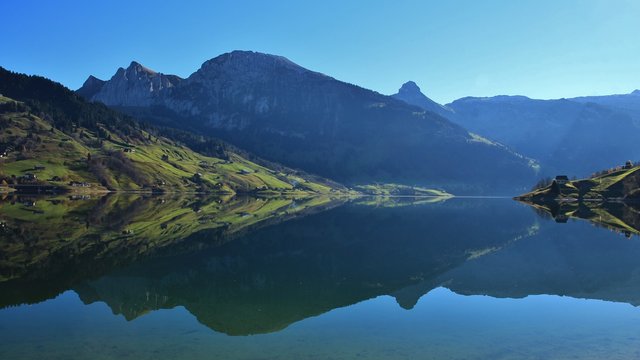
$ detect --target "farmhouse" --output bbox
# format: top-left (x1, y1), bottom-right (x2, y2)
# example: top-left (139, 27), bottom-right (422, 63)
top-left (554, 175), bottom-right (569, 185)
top-left (69, 181), bottom-right (91, 187)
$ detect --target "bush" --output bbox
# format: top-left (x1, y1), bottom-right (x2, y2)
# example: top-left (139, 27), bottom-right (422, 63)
top-left (531, 177), bottom-right (552, 191)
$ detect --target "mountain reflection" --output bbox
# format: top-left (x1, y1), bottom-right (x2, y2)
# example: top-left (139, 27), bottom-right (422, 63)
top-left (0, 193), bottom-right (344, 307)
top-left (520, 199), bottom-right (640, 238)
top-left (3, 195), bottom-right (640, 337)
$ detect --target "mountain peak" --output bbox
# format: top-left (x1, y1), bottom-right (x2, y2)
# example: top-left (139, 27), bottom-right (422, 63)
top-left (194, 50), bottom-right (320, 80)
top-left (398, 81), bottom-right (422, 94)
top-left (76, 75), bottom-right (106, 100)
top-left (126, 61), bottom-right (157, 75)
top-left (83, 75), bottom-right (105, 86)
top-left (80, 61), bottom-right (181, 106)
top-left (632, 89), bottom-right (640, 96)
top-left (392, 81), bottom-right (453, 118)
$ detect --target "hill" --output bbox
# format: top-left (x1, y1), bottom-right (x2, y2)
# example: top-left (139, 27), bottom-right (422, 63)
top-left (515, 162), bottom-right (640, 203)
top-left (77, 51), bottom-right (538, 194)
top-left (0, 68), bottom-right (343, 195)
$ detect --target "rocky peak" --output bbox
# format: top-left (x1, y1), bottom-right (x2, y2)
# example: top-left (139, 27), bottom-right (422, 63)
top-left (632, 89), bottom-right (640, 96)
top-left (398, 81), bottom-right (422, 96)
top-left (190, 50), bottom-right (326, 85)
top-left (128, 61), bottom-right (156, 74)
top-left (86, 61), bottom-right (182, 106)
top-left (392, 81), bottom-right (453, 118)
top-left (76, 75), bottom-right (106, 100)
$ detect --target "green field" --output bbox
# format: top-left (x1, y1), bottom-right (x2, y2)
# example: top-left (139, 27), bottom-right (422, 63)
top-left (0, 96), bottom-right (343, 195)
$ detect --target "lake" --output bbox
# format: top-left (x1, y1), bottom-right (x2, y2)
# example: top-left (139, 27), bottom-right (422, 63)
top-left (1, 194), bottom-right (640, 359)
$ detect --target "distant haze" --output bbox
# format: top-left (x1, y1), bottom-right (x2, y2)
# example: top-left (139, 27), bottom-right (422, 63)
top-left (3, 0), bottom-right (640, 103)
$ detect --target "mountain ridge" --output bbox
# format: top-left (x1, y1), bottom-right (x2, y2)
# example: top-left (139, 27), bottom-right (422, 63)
top-left (0, 67), bottom-right (343, 194)
top-left (77, 50), bottom-right (538, 194)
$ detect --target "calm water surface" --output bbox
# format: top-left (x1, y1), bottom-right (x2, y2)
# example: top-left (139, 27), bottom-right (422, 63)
top-left (1, 195), bottom-right (640, 359)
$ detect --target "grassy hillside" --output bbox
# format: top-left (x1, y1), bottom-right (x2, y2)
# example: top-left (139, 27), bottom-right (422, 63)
top-left (354, 183), bottom-right (451, 197)
top-left (516, 164), bottom-right (640, 202)
top-left (0, 95), bottom-right (341, 194)
top-left (516, 163), bottom-right (640, 238)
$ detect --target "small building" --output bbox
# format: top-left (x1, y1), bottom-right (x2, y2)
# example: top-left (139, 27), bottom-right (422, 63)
top-left (554, 175), bottom-right (569, 185)
top-left (624, 160), bottom-right (634, 169)
top-left (34, 165), bottom-right (46, 170)
top-left (69, 181), bottom-right (91, 187)
top-left (23, 173), bottom-right (37, 180)
top-left (239, 169), bottom-right (252, 175)
top-left (123, 148), bottom-right (135, 153)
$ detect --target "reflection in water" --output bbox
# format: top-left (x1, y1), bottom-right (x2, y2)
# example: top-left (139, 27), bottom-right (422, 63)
top-left (2, 195), bottom-right (640, 358)
top-left (73, 199), bottom-right (536, 335)
top-left (520, 199), bottom-right (640, 238)
top-left (0, 193), bottom-right (344, 307)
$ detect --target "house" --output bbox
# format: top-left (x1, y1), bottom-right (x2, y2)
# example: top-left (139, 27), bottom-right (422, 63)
top-left (23, 173), bottom-right (37, 181)
top-left (624, 160), bottom-right (634, 169)
top-left (123, 148), bottom-right (135, 153)
top-left (33, 165), bottom-right (46, 170)
top-left (554, 175), bottom-right (569, 185)
top-left (239, 168), bottom-right (252, 175)
top-left (69, 181), bottom-right (91, 187)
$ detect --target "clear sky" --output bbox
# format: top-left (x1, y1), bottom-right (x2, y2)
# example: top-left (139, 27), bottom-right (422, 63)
top-left (2, 0), bottom-right (639, 104)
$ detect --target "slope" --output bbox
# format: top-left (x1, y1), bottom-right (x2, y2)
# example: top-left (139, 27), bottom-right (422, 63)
top-left (0, 68), bottom-right (343, 194)
top-left (79, 51), bottom-right (539, 194)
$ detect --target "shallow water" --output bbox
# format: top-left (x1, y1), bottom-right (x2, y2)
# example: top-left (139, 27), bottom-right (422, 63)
top-left (1, 195), bottom-right (640, 359)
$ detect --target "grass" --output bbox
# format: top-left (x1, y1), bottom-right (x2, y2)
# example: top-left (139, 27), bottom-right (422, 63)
top-left (354, 183), bottom-right (452, 197)
top-left (517, 165), bottom-right (640, 202)
top-left (0, 98), bottom-right (344, 195)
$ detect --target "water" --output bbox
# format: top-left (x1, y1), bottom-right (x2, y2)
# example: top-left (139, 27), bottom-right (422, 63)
top-left (1, 194), bottom-right (640, 359)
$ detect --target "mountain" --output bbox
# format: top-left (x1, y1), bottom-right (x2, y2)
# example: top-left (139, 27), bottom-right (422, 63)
top-left (391, 81), bottom-right (453, 119)
top-left (443, 95), bottom-right (640, 177)
top-left (86, 61), bottom-right (182, 107)
top-left (0, 67), bottom-right (342, 194)
top-left (75, 75), bottom-right (105, 100)
top-left (78, 51), bottom-right (538, 194)
top-left (570, 89), bottom-right (640, 121)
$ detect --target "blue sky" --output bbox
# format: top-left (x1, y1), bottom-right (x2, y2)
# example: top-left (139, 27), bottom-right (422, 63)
top-left (2, 0), bottom-right (639, 103)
